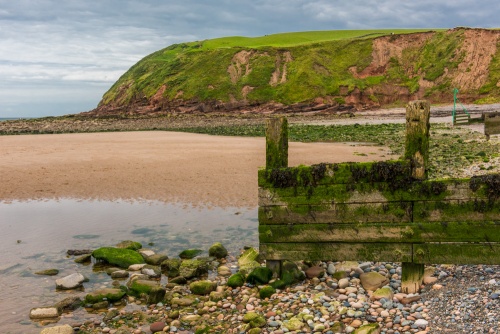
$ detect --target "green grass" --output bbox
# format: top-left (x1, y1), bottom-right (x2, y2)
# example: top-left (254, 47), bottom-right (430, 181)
top-left (192, 29), bottom-right (440, 50)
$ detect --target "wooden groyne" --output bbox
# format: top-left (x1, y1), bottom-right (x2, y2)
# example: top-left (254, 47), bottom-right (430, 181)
top-left (259, 101), bottom-right (500, 293)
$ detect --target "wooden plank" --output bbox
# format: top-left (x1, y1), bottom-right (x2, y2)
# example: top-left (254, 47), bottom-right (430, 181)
top-left (259, 179), bottom-right (482, 207)
top-left (413, 243), bottom-right (500, 265)
top-left (259, 221), bottom-right (500, 243)
top-left (258, 202), bottom-right (412, 225)
top-left (260, 242), bottom-right (413, 262)
top-left (413, 199), bottom-right (500, 222)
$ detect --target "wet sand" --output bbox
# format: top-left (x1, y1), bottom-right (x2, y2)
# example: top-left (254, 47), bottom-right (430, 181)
top-left (0, 131), bottom-right (398, 207)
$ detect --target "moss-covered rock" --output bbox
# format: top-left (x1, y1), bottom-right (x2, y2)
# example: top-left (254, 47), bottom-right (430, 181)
top-left (35, 269), bottom-right (59, 276)
top-left (127, 279), bottom-right (160, 296)
top-left (74, 254), bottom-right (92, 264)
top-left (144, 253), bottom-right (169, 265)
top-left (360, 272), bottom-right (389, 291)
top-left (243, 312), bottom-right (266, 328)
top-left (332, 271), bottom-right (348, 280)
top-left (84, 288), bottom-right (126, 304)
top-left (270, 279), bottom-right (288, 290)
top-left (227, 272), bottom-right (245, 288)
top-left (208, 242), bottom-right (228, 259)
top-left (189, 280), bottom-right (217, 295)
top-left (281, 260), bottom-right (305, 285)
top-left (92, 247), bottom-right (144, 268)
top-left (246, 267), bottom-right (273, 285)
top-left (179, 249), bottom-right (203, 259)
top-left (354, 323), bottom-right (380, 334)
top-left (239, 261), bottom-right (261, 276)
top-left (147, 286), bottom-right (166, 304)
top-left (259, 285), bottom-right (276, 299)
top-left (161, 258), bottom-right (181, 277)
top-left (179, 259), bottom-right (208, 279)
top-left (371, 286), bottom-right (394, 301)
top-left (284, 316), bottom-right (305, 331)
top-left (115, 240), bottom-right (142, 250)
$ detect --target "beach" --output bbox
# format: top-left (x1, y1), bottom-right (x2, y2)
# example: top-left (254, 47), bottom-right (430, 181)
top-left (0, 131), bottom-right (397, 207)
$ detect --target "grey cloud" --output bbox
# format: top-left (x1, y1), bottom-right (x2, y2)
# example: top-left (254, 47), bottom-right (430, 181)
top-left (0, 0), bottom-right (498, 117)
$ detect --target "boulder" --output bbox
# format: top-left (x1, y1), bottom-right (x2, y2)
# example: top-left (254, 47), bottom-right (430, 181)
top-left (40, 325), bottom-right (74, 334)
top-left (243, 311), bottom-right (266, 328)
top-left (227, 272), bottom-right (245, 288)
top-left (110, 270), bottom-right (129, 279)
top-left (144, 253), bottom-right (169, 265)
top-left (281, 260), bottom-right (306, 285)
top-left (55, 273), bottom-right (85, 290)
top-left (29, 307), bottom-right (60, 319)
top-left (74, 254), bottom-right (92, 264)
top-left (128, 279), bottom-right (160, 296)
top-left (92, 247), bottom-right (144, 268)
top-left (305, 265), bottom-right (324, 279)
top-left (179, 259), bottom-right (208, 279)
top-left (179, 248), bottom-right (203, 259)
top-left (353, 323), bottom-right (381, 334)
top-left (150, 321), bottom-right (167, 333)
top-left (371, 286), bottom-right (394, 301)
top-left (148, 286), bottom-right (166, 304)
top-left (128, 263), bottom-right (147, 271)
top-left (161, 258), bottom-right (182, 277)
top-left (190, 280), bottom-right (217, 295)
top-left (208, 242), bottom-right (228, 259)
top-left (35, 269), bottom-right (59, 276)
top-left (84, 288), bottom-right (126, 304)
top-left (284, 316), bottom-right (305, 331)
top-left (246, 267), bottom-right (273, 285)
top-left (141, 265), bottom-right (161, 278)
top-left (259, 285), bottom-right (276, 299)
top-left (217, 265), bottom-right (232, 276)
top-left (360, 272), bottom-right (389, 291)
top-left (53, 296), bottom-right (82, 312)
top-left (116, 240), bottom-right (142, 250)
top-left (239, 261), bottom-right (261, 276)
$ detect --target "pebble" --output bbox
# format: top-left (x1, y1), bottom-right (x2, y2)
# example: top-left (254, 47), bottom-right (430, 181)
top-left (65, 260), bottom-right (500, 334)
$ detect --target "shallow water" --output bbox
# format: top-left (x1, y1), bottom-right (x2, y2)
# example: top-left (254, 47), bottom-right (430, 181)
top-left (0, 199), bottom-right (258, 333)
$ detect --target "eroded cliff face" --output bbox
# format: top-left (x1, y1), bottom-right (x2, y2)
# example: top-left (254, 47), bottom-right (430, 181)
top-left (87, 28), bottom-right (500, 117)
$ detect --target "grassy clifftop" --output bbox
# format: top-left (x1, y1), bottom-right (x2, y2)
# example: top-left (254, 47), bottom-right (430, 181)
top-left (96, 28), bottom-right (500, 115)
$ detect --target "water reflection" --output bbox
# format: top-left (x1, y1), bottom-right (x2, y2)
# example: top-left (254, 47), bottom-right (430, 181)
top-left (0, 199), bottom-right (258, 333)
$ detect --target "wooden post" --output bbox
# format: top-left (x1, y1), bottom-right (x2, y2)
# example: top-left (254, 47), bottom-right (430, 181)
top-left (265, 117), bottom-right (288, 169)
top-left (404, 100), bottom-right (430, 180)
top-left (402, 100), bottom-right (430, 294)
top-left (264, 117), bottom-right (288, 277)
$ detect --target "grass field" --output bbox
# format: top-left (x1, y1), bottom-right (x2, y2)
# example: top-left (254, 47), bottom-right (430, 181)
top-left (191, 29), bottom-right (444, 50)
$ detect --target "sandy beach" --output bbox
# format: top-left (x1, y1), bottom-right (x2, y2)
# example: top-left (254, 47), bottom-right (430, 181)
top-left (0, 131), bottom-right (397, 207)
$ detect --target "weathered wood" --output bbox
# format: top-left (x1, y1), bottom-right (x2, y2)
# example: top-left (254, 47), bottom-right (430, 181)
top-left (258, 203), bottom-right (412, 225)
top-left (259, 102), bottom-right (500, 295)
top-left (259, 222), bottom-right (500, 243)
top-left (260, 242), bottom-right (413, 262)
top-left (484, 112), bottom-right (500, 138)
top-left (265, 117), bottom-right (288, 169)
top-left (404, 100), bottom-right (430, 180)
top-left (401, 262), bottom-right (424, 294)
top-left (413, 243), bottom-right (500, 264)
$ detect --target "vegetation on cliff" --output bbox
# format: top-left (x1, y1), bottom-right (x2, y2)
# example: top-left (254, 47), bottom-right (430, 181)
top-left (96, 27), bottom-right (500, 114)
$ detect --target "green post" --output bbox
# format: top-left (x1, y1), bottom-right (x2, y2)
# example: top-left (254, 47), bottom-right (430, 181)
top-left (265, 117), bottom-right (288, 169)
top-left (264, 117), bottom-right (288, 277)
top-left (404, 100), bottom-right (430, 180)
top-left (402, 100), bottom-right (430, 293)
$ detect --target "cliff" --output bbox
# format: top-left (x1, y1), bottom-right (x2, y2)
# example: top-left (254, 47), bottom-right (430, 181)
top-left (87, 28), bottom-right (500, 117)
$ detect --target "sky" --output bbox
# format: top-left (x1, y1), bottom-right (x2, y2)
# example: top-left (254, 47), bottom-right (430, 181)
top-left (1, 1), bottom-right (499, 118)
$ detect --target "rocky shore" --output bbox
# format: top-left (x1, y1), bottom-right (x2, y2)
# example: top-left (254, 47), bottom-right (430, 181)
top-left (31, 240), bottom-right (499, 334)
